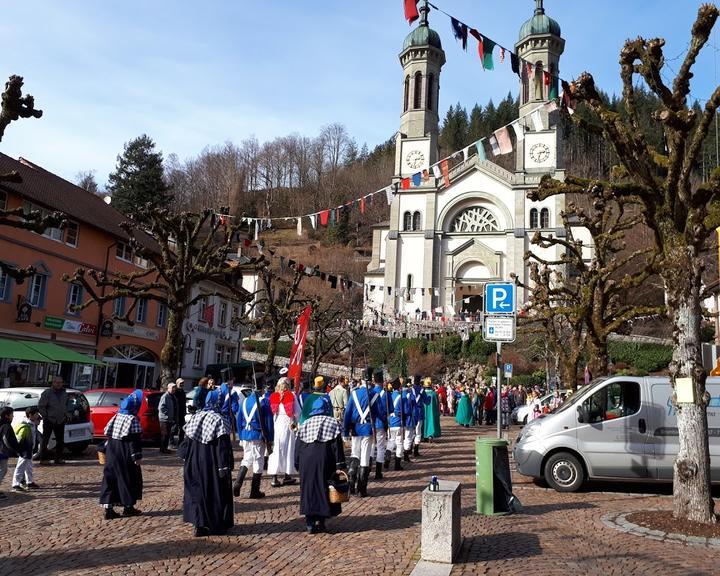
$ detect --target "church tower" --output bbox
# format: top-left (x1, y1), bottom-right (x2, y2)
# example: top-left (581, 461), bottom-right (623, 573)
top-left (514, 0), bottom-right (565, 173)
top-left (394, 1), bottom-right (446, 179)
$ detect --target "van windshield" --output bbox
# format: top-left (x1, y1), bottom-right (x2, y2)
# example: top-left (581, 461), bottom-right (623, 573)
top-left (552, 378), bottom-right (609, 415)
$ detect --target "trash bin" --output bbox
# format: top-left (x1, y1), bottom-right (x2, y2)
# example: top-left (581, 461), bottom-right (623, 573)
top-left (475, 437), bottom-right (513, 515)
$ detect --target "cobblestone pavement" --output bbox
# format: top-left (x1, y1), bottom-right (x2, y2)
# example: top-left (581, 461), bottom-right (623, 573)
top-left (1, 419), bottom-right (718, 576)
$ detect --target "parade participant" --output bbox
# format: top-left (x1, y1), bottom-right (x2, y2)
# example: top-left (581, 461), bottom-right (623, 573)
top-left (411, 374), bottom-right (430, 456)
top-left (422, 378), bottom-right (441, 440)
top-left (386, 377), bottom-right (405, 471)
top-left (99, 390), bottom-right (144, 519)
top-left (371, 369), bottom-right (390, 480)
top-left (436, 383), bottom-right (448, 416)
top-left (268, 377), bottom-right (300, 487)
top-left (294, 400), bottom-right (347, 534)
top-left (181, 389), bottom-right (234, 536)
top-left (329, 375), bottom-right (349, 421)
top-left (234, 383), bottom-right (273, 499)
top-left (194, 377), bottom-right (210, 411)
top-left (343, 371), bottom-right (378, 497)
top-left (297, 380), bottom-right (312, 416)
top-left (401, 378), bottom-right (416, 462)
top-left (219, 382), bottom-right (239, 427)
top-left (300, 376), bottom-right (332, 424)
top-left (12, 407), bottom-right (41, 491)
top-left (455, 387), bottom-right (474, 427)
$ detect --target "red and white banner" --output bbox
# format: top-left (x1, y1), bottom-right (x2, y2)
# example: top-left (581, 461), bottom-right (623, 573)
top-left (288, 305), bottom-right (312, 392)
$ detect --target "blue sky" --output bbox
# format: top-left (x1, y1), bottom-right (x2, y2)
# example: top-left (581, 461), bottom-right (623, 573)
top-left (1, 1), bottom-right (717, 189)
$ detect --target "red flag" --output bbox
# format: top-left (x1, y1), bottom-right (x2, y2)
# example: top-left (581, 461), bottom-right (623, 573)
top-left (360, 197), bottom-right (366, 214)
top-left (288, 305), bottom-right (312, 391)
top-left (470, 29), bottom-right (483, 63)
top-left (401, 178), bottom-right (410, 190)
top-left (404, 0), bottom-right (419, 24)
top-left (319, 209), bottom-right (330, 226)
top-left (203, 303), bottom-right (215, 327)
top-left (440, 159), bottom-right (450, 188)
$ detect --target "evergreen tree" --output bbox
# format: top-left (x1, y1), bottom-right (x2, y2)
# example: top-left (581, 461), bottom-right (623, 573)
top-left (468, 104), bottom-right (485, 143)
top-left (439, 103), bottom-right (469, 154)
top-left (107, 134), bottom-right (171, 216)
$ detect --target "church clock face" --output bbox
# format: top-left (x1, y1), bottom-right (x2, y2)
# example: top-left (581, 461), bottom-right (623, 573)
top-left (529, 143), bottom-right (551, 163)
top-left (405, 149), bottom-right (425, 170)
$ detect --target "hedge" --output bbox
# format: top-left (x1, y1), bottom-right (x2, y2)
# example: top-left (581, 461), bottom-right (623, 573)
top-left (607, 341), bottom-right (672, 374)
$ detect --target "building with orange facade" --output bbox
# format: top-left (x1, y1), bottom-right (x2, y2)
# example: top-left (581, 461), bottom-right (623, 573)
top-left (0, 153), bottom-right (167, 389)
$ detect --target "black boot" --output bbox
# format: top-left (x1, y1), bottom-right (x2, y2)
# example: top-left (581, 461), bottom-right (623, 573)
top-left (403, 450), bottom-right (411, 463)
top-left (394, 456), bottom-right (404, 471)
top-left (233, 465), bottom-right (248, 497)
top-left (413, 444), bottom-right (420, 457)
top-left (374, 461), bottom-right (384, 480)
top-left (347, 458), bottom-right (359, 495)
top-left (249, 473), bottom-right (265, 499)
top-left (383, 450), bottom-right (391, 470)
top-left (104, 507), bottom-right (119, 520)
top-left (358, 466), bottom-right (370, 497)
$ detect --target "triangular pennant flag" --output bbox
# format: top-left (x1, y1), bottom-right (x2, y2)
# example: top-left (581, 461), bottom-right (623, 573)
top-left (494, 127), bottom-right (513, 154)
top-left (319, 210), bottom-right (330, 226)
top-left (320, 272), bottom-right (327, 281)
top-left (489, 135), bottom-right (501, 156)
top-left (411, 172), bottom-right (421, 187)
top-left (254, 220), bottom-right (259, 241)
top-left (451, 18), bottom-right (468, 50)
top-left (404, 0), bottom-right (419, 25)
top-left (329, 208), bottom-right (336, 227)
top-left (440, 160), bottom-right (450, 188)
top-left (462, 145), bottom-right (471, 162)
top-left (475, 140), bottom-right (487, 160)
top-left (433, 288), bottom-right (439, 297)
top-left (481, 35), bottom-right (495, 70)
top-left (511, 53), bottom-right (520, 76)
top-left (360, 197), bottom-right (366, 214)
top-left (530, 108), bottom-right (544, 131)
top-left (329, 275), bottom-right (337, 289)
top-left (310, 214), bottom-right (318, 230)
top-left (421, 288), bottom-right (425, 296)
top-left (510, 120), bottom-right (525, 143)
top-left (296, 217), bottom-right (302, 236)
top-left (401, 178), bottom-right (410, 190)
top-left (432, 165), bottom-right (442, 179)
top-left (387, 287), bottom-right (392, 295)
top-left (549, 78), bottom-right (558, 100)
top-left (500, 47), bottom-right (505, 64)
top-left (387, 186), bottom-right (396, 204)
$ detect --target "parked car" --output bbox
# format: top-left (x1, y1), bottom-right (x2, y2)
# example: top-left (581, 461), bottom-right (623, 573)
top-left (512, 390), bottom-right (569, 424)
top-left (0, 386), bottom-right (93, 455)
top-left (514, 376), bottom-right (720, 492)
top-left (84, 388), bottom-right (161, 442)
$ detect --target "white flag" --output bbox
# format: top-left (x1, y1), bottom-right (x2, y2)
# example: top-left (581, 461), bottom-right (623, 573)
top-left (530, 109), bottom-right (544, 131)
top-left (432, 165), bottom-right (442, 179)
top-left (489, 135), bottom-right (501, 156)
top-left (310, 214), bottom-right (317, 230)
top-left (296, 217), bottom-right (302, 236)
top-left (462, 145), bottom-right (471, 162)
top-left (253, 220), bottom-right (259, 241)
top-left (510, 120), bottom-right (524, 142)
top-left (385, 186), bottom-right (394, 204)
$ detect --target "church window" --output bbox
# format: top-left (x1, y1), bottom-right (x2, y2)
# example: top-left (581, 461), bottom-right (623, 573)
top-left (450, 207), bottom-right (499, 233)
top-left (534, 62), bottom-right (544, 100)
top-left (540, 208), bottom-right (550, 228)
top-left (403, 211), bottom-right (412, 231)
top-left (426, 73), bottom-right (435, 111)
top-left (413, 72), bottom-right (423, 109)
top-left (412, 211), bottom-right (422, 231)
top-left (403, 76), bottom-right (410, 112)
top-left (529, 208), bottom-right (539, 229)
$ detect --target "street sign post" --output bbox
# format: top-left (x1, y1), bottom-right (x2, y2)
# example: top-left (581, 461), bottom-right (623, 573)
top-left (483, 315), bottom-right (516, 342)
top-left (484, 283), bottom-right (516, 315)
top-left (504, 363), bottom-right (513, 379)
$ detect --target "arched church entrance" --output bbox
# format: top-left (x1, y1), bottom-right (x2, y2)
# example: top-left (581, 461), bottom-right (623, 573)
top-left (454, 261), bottom-right (492, 318)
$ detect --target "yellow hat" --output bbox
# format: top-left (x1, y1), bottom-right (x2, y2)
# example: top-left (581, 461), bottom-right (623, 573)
top-left (313, 376), bottom-right (325, 389)
top-left (423, 377), bottom-right (432, 388)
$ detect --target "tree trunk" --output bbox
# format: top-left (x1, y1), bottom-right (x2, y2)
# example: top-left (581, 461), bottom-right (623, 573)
top-left (666, 257), bottom-right (715, 523)
top-left (265, 330), bottom-right (279, 376)
top-left (586, 332), bottom-right (609, 378)
top-left (160, 307), bottom-right (183, 387)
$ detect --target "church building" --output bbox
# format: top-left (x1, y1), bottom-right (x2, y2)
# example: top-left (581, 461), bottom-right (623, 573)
top-left (364, 0), bottom-right (587, 321)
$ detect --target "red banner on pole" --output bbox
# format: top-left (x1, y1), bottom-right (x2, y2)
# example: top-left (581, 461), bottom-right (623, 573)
top-left (288, 305), bottom-right (312, 392)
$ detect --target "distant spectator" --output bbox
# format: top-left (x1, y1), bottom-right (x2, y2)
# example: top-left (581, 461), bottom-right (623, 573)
top-left (12, 407), bottom-right (41, 491)
top-left (194, 377), bottom-right (210, 411)
top-left (38, 375), bottom-right (68, 465)
top-left (158, 382), bottom-right (178, 453)
top-left (0, 406), bottom-right (21, 498)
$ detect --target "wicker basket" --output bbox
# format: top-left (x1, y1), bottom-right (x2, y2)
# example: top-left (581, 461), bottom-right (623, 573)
top-left (328, 470), bottom-right (350, 504)
top-left (97, 450), bottom-right (106, 465)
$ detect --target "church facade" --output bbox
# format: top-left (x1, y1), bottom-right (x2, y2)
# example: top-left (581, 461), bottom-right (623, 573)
top-left (364, 1), bottom-right (590, 321)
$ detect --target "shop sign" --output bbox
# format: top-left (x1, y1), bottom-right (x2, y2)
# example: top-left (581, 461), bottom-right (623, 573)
top-left (100, 319), bottom-right (114, 338)
top-left (113, 321), bottom-right (160, 341)
top-left (43, 315), bottom-right (98, 336)
top-left (16, 302), bottom-right (33, 323)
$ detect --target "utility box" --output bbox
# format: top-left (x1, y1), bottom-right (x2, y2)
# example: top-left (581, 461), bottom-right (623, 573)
top-left (475, 437), bottom-right (513, 515)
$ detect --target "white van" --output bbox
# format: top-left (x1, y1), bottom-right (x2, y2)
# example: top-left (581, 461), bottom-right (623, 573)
top-left (513, 376), bottom-right (720, 492)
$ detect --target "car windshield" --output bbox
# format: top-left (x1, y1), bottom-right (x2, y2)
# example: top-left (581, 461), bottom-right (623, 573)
top-left (83, 391), bottom-right (104, 407)
top-left (101, 392), bottom-right (128, 407)
top-left (552, 378), bottom-right (609, 415)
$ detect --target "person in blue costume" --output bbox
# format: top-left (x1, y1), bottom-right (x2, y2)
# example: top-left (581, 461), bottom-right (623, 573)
top-left (100, 389), bottom-right (144, 519)
top-left (181, 389), bottom-right (234, 536)
top-left (234, 384), bottom-right (273, 499)
top-left (343, 372), bottom-right (378, 497)
top-left (410, 374), bottom-right (431, 457)
top-left (387, 377), bottom-right (406, 471)
top-left (300, 376), bottom-right (332, 424)
top-left (401, 378), bottom-right (417, 462)
top-left (370, 368), bottom-right (391, 479)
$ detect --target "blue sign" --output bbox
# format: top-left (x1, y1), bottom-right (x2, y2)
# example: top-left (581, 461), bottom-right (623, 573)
top-left (485, 283), bottom-right (516, 314)
top-left (504, 363), bottom-right (513, 376)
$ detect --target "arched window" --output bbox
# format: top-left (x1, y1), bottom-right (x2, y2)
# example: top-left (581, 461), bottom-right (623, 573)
top-left (406, 274), bottom-right (413, 301)
top-left (521, 65), bottom-right (529, 105)
top-left (412, 211), bottom-right (422, 231)
top-left (403, 211), bottom-right (412, 231)
top-left (403, 76), bottom-right (410, 112)
top-left (450, 207), bottom-right (499, 233)
top-left (413, 72), bottom-right (423, 109)
top-left (529, 208), bottom-right (539, 229)
top-left (540, 208), bottom-right (550, 228)
top-left (534, 62), bottom-right (544, 100)
top-left (426, 73), bottom-right (434, 111)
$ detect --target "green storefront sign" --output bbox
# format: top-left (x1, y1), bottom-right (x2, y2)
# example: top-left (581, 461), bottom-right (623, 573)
top-left (43, 316), bottom-right (66, 330)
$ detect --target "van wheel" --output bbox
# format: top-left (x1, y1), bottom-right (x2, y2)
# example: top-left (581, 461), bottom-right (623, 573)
top-left (544, 452), bottom-right (584, 492)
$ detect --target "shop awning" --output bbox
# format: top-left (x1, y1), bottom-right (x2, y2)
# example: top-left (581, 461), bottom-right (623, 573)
top-left (0, 338), bottom-right (104, 365)
top-left (0, 338), bottom-right (53, 362)
top-left (23, 341), bottom-right (104, 366)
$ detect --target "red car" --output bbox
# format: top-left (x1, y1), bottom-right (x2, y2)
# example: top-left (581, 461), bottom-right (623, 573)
top-left (84, 388), bottom-right (162, 442)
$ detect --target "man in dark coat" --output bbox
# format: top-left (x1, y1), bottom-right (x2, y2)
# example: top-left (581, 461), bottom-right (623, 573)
top-left (181, 388), bottom-right (234, 537)
top-left (295, 402), bottom-right (347, 534)
top-left (99, 390), bottom-right (144, 519)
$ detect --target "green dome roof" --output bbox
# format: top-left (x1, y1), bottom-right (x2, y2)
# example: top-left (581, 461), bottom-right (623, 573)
top-left (519, 1), bottom-right (561, 40)
top-left (403, 25), bottom-right (442, 51)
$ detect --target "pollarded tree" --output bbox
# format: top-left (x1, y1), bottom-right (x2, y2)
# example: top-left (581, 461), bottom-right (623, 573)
top-left (521, 185), bottom-right (662, 378)
top-left (536, 4), bottom-right (720, 523)
top-left (107, 134), bottom-right (171, 217)
top-left (66, 207), bottom-right (258, 385)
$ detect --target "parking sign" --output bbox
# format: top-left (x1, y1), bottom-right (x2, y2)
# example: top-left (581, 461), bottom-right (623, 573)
top-left (484, 283), bottom-right (516, 314)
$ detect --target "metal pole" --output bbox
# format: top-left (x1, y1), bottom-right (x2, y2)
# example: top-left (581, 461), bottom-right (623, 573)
top-left (496, 342), bottom-right (502, 439)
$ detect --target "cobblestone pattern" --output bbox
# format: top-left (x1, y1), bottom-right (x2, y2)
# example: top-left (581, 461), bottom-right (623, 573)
top-left (1, 421), bottom-right (719, 575)
top-left (602, 510), bottom-right (720, 548)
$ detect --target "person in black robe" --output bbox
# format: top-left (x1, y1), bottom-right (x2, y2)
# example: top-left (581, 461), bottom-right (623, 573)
top-left (181, 388), bottom-right (234, 537)
top-left (99, 389), bottom-right (144, 519)
top-left (294, 403), bottom-right (347, 534)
